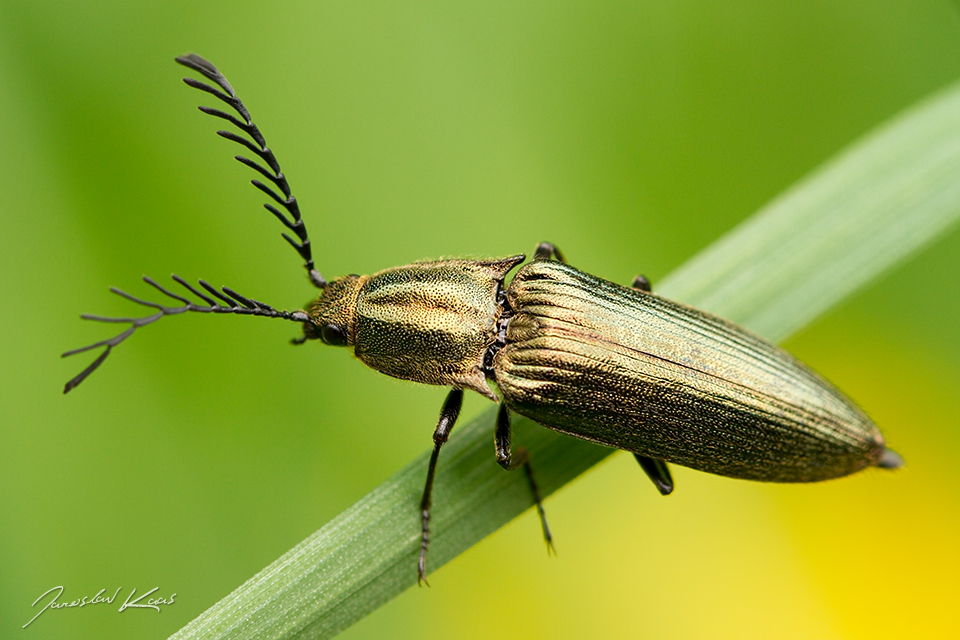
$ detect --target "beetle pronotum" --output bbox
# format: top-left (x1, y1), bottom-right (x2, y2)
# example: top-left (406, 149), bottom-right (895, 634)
top-left (64, 54), bottom-right (903, 584)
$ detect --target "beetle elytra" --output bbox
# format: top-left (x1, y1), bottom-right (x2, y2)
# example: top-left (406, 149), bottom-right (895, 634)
top-left (64, 54), bottom-right (903, 584)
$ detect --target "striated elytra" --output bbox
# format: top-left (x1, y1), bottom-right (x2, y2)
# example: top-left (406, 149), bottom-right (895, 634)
top-left (498, 259), bottom-right (899, 482)
top-left (64, 54), bottom-right (902, 585)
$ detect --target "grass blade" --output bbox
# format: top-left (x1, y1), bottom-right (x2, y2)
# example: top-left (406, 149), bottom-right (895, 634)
top-left (170, 80), bottom-right (960, 640)
top-left (664, 81), bottom-right (960, 342)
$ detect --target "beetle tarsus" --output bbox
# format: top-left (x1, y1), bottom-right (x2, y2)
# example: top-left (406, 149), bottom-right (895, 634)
top-left (523, 458), bottom-right (556, 555)
top-left (417, 507), bottom-right (431, 587)
top-left (495, 404), bottom-right (556, 555)
top-left (418, 388), bottom-right (464, 585)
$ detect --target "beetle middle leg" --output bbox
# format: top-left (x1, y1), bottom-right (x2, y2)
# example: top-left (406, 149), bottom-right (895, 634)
top-left (495, 404), bottom-right (556, 554)
top-left (418, 388), bottom-right (464, 586)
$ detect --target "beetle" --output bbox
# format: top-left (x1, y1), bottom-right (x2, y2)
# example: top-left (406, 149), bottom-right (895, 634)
top-left (64, 54), bottom-right (903, 584)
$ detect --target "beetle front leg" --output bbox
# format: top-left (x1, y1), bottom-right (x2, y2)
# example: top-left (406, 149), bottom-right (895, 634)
top-left (418, 388), bottom-right (464, 586)
top-left (534, 242), bottom-right (566, 263)
top-left (495, 404), bottom-right (556, 554)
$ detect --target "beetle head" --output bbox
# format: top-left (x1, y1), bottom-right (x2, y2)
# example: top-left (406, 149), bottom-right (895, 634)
top-left (303, 275), bottom-right (365, 347)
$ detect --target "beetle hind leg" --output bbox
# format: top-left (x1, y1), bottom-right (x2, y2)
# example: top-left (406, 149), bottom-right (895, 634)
top-left (625, 275), bottom-right (673, 495)
top-left (496, 404), bottom-right (556, 555)
top-left (634, 454), bottom-right (674, 495)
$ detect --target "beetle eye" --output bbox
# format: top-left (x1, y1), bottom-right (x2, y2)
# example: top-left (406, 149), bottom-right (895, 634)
top-left (320, 323), bottom-right (348, 347)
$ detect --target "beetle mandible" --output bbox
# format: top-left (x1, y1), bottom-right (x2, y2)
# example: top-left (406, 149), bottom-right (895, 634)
top-left (64, 54), bottom-right (903, 584)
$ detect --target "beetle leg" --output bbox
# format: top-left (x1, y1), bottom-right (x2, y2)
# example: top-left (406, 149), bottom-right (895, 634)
top-left (631, 274), bottom-right (652, 292)
top-left (418, 388), bottom-right (464, 586)
top-left (534, 242), bottom-right (567, 263)
top-left (627, 275), bottom-right (673, 494)
top-left (495, 404), bottom-right (556, 555)
top-left (494, 403), bottom-right (515, 468)
top-left (633, 454), bottom-right (674, 495)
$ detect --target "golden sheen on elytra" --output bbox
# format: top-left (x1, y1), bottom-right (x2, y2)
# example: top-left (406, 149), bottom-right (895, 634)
top-left (64, 53), bottom-right (902, 586)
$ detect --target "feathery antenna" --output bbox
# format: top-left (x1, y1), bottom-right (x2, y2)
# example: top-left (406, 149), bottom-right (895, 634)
top-left (175, 53), bottom-right (326, 288)
top-left (62, 276), bottom-right (311, 393)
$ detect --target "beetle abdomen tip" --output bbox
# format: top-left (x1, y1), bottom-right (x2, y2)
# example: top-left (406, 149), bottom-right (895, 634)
top-left (877, 448), bottom-right (905, 470)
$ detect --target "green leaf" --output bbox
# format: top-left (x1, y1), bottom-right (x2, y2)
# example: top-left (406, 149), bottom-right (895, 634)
top-left (169, 81), bottom-right (960, 640)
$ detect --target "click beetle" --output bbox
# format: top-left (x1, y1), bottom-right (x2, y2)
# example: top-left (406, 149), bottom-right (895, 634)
top-left (64, 54), bottom-right (903, 584)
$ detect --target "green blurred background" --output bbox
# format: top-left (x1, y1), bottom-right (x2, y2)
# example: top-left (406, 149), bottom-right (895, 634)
top-left (2, 1), bottom-right (959, 638)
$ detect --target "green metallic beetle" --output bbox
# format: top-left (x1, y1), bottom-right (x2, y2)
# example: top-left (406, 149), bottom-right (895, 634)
top-left (64, 54), bottom-right (903, 583)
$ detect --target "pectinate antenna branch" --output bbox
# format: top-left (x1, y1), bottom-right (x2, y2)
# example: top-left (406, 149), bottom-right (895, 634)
top-left (63, 275), bottom-right (311, 394)
top-left (175, 53), bottom-right (326, 289)
top-left (199, 280), bottom-right (238, 307)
